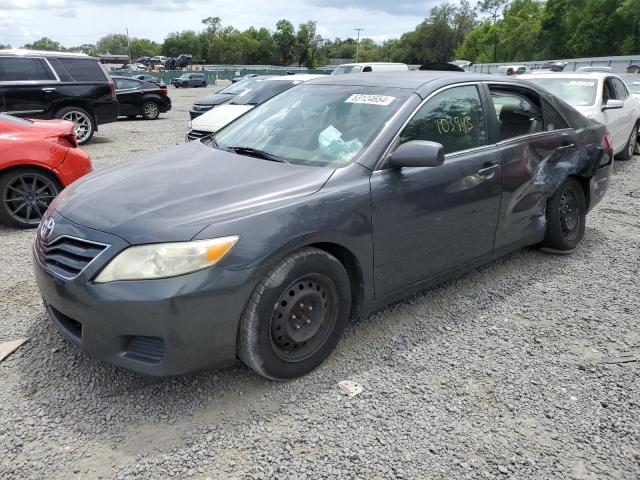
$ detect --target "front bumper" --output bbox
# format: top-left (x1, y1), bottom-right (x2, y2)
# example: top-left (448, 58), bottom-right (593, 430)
top-left (33, 212), bottom-right (266, 376)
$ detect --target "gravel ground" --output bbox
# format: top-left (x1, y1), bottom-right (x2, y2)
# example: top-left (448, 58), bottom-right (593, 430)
top-left (1, 85), bottom-right (639, 480)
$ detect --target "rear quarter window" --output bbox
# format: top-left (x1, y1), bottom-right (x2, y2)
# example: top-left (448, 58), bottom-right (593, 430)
top-left (0, 57), bottom-right (56, 81)
top-left (54, 58), bottom-right (107, 82)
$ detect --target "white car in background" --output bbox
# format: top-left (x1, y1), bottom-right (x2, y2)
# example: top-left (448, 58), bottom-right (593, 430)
top-left (187, 74), bottom-right (324, 141)
top-left (521, 72), bottom-right (640, 159)
top-left (331, 62), bottom-right (408, 75)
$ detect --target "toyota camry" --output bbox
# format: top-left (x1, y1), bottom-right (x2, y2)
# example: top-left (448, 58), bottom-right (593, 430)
top-left (34, 72), bottom-right (613, 379)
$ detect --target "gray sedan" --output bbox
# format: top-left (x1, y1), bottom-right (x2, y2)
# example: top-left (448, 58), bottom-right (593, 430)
top-left (34, 72), bottom-right (613, 379)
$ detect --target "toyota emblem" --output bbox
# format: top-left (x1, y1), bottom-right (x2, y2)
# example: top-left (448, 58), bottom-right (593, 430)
top-left (40, 217), bottom-right (55, 240)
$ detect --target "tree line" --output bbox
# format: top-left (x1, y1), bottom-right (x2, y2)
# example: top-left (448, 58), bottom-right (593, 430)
top-left (10, 0), bottom-right (640, 67)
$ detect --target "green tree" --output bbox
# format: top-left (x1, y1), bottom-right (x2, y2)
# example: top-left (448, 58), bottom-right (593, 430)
top-left (162, 31), bottom-right (200, 57)
top-left (22, 37), bottom-right (65, 51)
top-left (273, 19), bottom-right (297, 65)
top-left (129, 38), bottom-right (161, 58)
top-left (96, 34), bottom-right (129, 55)
top-left (68, 43), bottom-right (98, 56)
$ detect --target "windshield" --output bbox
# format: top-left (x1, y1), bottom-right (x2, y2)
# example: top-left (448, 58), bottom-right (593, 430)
top-left (332, 66), bottom-right (363, 75)
top-left (527, 78), bottom-right (598, 106)
top-left (219, 77), bottom-right (264, 95)
top-left (623, 77), bottom-right (640, 94)
top-left (214, 84), bottom-right (410, 167)
top-left (0, 113), bottom-right (33, 125)
top-left (229, 80), bottom-right (296, 106)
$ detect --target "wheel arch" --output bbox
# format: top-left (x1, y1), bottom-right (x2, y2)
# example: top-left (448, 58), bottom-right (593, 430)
top-left (0, 163), bottom-right (62, 185)
top-left (307, 242), bottom-right (366, 319)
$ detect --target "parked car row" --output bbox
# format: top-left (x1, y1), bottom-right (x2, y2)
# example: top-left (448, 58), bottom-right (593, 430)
top-left (0, 49), bottom-right (176, 146)
top-left (2, 52), bottom-right (639, 380)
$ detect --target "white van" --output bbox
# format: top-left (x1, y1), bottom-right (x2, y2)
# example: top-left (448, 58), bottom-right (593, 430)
top-left (331, 62), bottom-right (409, 75)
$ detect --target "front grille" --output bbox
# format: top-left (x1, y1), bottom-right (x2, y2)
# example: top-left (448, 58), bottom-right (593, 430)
top-left (124, 336), bottom-right (165, 363)
top-left (187, 129), bottom-right (211, 141)
top-left (193, 104), bottom-right (212, 112)
top-left (36, 235), bottom-right (108, 279)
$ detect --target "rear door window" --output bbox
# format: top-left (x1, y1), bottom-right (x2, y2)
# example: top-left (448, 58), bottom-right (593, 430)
top-left (55, 58), bottom-right (106, 82)
top-left (115, 78), bottom-right (140, 89)
top-left (490, 88), bottom-right (543, 141)
top-left (0, 57), bottom-right (56, 81)
top-left (399, 84), bottom-right (487, 154)
top-left (542, 99), bottom-right (570, 131)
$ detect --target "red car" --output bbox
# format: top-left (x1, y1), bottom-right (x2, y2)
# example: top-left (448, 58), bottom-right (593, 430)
top-left (0, 113), bottom-right (92, 228)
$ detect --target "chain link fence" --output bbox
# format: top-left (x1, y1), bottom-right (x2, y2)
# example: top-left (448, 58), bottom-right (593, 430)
top-left (466, 55), bottom-right (640, 74)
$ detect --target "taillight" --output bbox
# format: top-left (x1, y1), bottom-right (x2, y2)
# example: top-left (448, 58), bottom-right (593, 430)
top-left (108, 77), bottom-right (116, 98)
top-left (160, 86), bottom-right (168, 95)
top-left (603, 131), bottom-right (613, 153)
top-left (49, 134), bottom-right (78, 148)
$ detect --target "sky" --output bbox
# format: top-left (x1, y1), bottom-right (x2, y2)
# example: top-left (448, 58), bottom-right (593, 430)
top-left (0, 0), bottom-right (440, 48)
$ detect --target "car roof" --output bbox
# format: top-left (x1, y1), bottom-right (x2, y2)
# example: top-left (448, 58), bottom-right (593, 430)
top-left (520, 72), bottom-right (612, 80)
top-left (266, 74), bottom-right (326, 81)
top-left (306, 71), bottom-right (499, 93)
top-left (0, 48), bottom-right (94, 59)
top-left (337, 62), bottom-right (407, 67)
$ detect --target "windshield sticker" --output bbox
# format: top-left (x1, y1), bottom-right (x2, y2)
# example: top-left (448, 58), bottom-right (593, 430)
top-left (568, 81), bottom-right (595, 86)
top-left (435, 116), bottom-right (474, 135)
top-left (345, 94), bottom-right (396, 106)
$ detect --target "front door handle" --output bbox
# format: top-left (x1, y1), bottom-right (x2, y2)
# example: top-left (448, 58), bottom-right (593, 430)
top-left (478, 163), bottom-right (499, 176)
top-left (555, 143), bottom-right (576, 152)
top-left (42, 87), bottom-right (56, 92)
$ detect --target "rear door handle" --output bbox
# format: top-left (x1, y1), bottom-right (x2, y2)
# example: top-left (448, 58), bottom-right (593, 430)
top-left (42, 87), bottom-right (56, 92)
top-left (478, 163), bottom-right (499, 176)
top-left (555, 143), bottom-right (576, 152)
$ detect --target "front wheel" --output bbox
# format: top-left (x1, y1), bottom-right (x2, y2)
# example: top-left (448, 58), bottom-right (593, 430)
top-left (202, 82), bottom-right (208, 88)
top-left (0, 168), bottom-right (61, 228)
top-left (540, 177), bottom-right (586, 252)
top-left (238, 247), bottom-right (351, 380)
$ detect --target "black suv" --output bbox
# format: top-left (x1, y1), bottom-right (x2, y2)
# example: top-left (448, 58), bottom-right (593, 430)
top-left (0, 50), bottom-right (118, 144)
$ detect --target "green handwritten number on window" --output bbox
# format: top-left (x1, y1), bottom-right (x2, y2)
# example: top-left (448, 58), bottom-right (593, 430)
top-left (435, 116), bottom-right (474, 135)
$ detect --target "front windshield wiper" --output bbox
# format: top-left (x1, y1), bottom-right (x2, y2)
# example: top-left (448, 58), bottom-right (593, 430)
top-left (227, 146), bottom-right (289, 163)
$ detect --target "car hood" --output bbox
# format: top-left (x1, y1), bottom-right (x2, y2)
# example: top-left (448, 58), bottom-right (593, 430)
top-left (190, 104), bottom-right (254, 133)
top-left (194, 92), bottom-right (234, 106)
top-left (55, 141), bottom-right (333, 244)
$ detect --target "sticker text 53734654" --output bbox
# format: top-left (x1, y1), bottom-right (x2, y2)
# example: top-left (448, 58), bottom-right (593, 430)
top-left (345, 94), bottom-right (396, 106)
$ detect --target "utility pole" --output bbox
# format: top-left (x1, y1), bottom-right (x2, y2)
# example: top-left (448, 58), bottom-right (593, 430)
top-left (125, 27), bottom-right (132, 67)
top-left (354, 28), bottom-right (364, 63)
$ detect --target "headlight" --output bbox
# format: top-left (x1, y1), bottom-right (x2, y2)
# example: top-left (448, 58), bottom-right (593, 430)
top-left (94, 236), bottom-right (239, 283)
top-left (188, 119), bottom-right (193, 130)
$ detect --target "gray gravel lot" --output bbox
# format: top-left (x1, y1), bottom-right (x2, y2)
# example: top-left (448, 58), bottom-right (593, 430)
top-left (1, 85), bottom-right (639, 480)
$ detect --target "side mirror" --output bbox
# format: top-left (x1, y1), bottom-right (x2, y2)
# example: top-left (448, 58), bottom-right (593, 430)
top-left (602, 99), bottom-right (624, 111)
top-left (388, 140), bottom-right (445, 168)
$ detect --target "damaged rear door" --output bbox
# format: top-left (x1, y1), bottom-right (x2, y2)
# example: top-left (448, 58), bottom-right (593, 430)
top-left (485, 83), bottom-right (582, 250)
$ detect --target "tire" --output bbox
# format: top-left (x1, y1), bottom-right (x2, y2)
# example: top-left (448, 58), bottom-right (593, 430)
top-left (0, 168), bottom-right (61, 229)
top-left (141, 101), bottom-right (160, 120)
top-left (541, 177), bottom-right (586, 252)
top-left (238, 247), bottom-right (351, 380)
top-left (55, 106), bottom-right (95, 145)
top-left (617, 124), bottom-right (638, 160)
top-left (203, 82), bottom-right (208, 88)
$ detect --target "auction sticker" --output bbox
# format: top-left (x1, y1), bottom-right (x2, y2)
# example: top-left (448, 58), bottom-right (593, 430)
top-left (345, 94), bottom-right (396, 106)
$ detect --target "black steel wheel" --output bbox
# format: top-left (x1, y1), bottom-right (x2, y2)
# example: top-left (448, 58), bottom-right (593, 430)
top-left (270, 274), bottom-right (338, 362)
top-left (540, 177), bottom-right (586, 252)
top-left (0, 168), bottom-right (61, 228)
top-left (238, 247), bottom-right (351, 380)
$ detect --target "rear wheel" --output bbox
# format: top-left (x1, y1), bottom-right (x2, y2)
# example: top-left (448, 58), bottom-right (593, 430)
top-left (617, 124), bottom-right (638, 160)
top-left (0, 168), bottom-right (61, 229)
top-left (55, 106), bottom-right (94, 145)
top-left (540, 177), bottom-right (586, 252)
top-left (141, 101), bottom-right (160, 120)
top-left (238, 247), bottom-right (351, 380)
